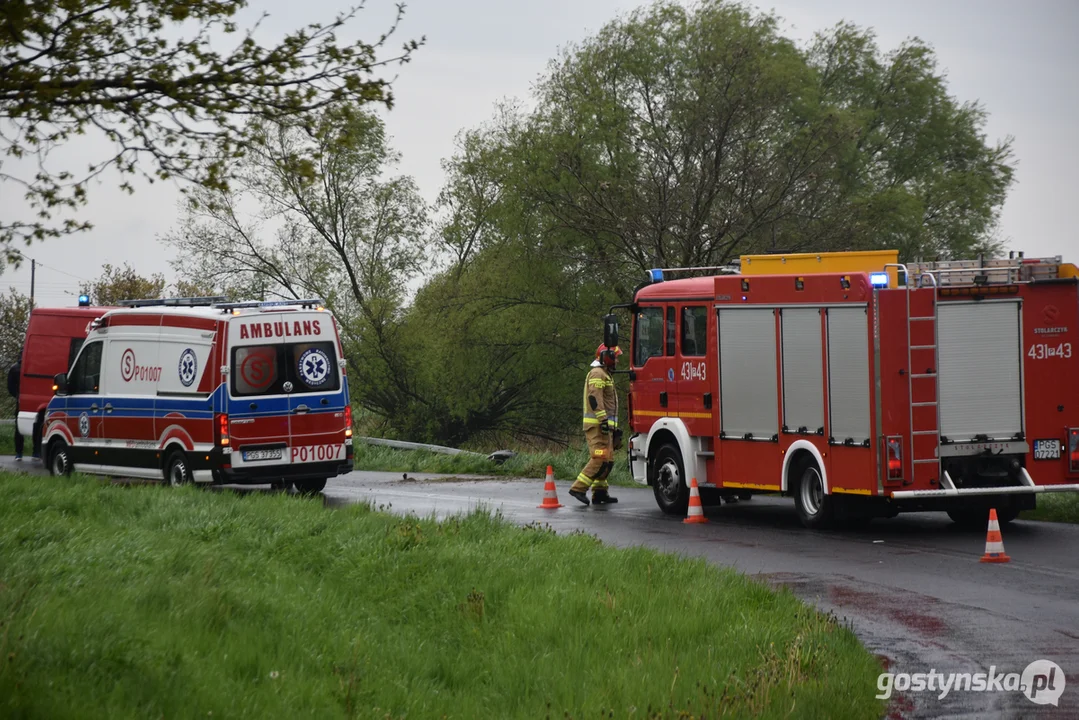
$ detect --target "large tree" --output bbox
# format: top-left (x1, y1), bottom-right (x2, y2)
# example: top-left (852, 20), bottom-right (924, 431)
top-left (0, 0), bottom-right (422, 255)
top-left (413, 1), bottom-right (1015, 444)
top-left (442, 2), bottom-right (1014, 297)
top-left (82, 262), bottom-right (166, 305)
top-left (165, 106), bottom-right (429, 429)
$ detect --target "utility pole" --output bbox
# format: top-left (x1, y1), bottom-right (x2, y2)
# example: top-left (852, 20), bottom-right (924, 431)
top-left (30, 258), bottom-right (36, 308)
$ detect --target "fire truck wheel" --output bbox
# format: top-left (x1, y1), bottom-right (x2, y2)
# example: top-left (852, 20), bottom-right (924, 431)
top-left (166, 452), bottom-right (192, 487)
top-left (294, 478), bottom-right (327, 495)
top-left (793, 457), bottom-right (834, 529)
top-left (47, 440), bottom-right (72, 477)
top-left (947, 506), bottom-right (1018, 529)
top-left (651, 442), bottom-right (689, 515)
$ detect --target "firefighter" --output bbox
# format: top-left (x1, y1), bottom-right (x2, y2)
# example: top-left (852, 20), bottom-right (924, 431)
top-left (569, 343), bottom-right (622, 505)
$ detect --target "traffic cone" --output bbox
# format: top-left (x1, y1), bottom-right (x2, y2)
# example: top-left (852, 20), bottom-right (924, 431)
top-left (537, 466), bottom-right (563, 509)
top-left (979, 508), bottom-right (1010, 563)
top-left (684, 477), bottom-right (709, 524)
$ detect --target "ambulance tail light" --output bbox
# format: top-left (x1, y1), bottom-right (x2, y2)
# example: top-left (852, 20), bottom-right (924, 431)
top-left (344, 406), bottom-right (353, 439)
top-left (1069, 429), bottom-right (1079, 473)
top-left (886, 436), bottom-right (903, 480)
top-left (216, 413), bottom-right (230, 448)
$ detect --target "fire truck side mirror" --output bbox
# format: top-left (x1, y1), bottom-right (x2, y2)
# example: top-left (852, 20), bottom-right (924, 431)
top-left (53, 373), bottom-right (68, 396)
top-left (603, 314), bottom-right (619, 349)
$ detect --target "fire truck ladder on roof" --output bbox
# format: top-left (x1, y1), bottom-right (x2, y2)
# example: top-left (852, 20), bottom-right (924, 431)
top-left (886, 264), bottom-right (941, 488)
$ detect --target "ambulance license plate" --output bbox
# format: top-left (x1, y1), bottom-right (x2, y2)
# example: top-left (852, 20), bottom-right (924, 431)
top-left (1033, 439), bottom-right (1061, 460)
top-left (243, 448), bottom-right (284, 461)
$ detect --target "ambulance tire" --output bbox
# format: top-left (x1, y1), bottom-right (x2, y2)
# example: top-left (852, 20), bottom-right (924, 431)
top-left (651, 442), bottom-right (689, 516)
top-left (47, 439), bottom-right (72, 477)
top-left (792, 456), bottom-right (834, 529)
top-left (293, 478), bottom-right (327, 495)
top-left (165, 451), bottom-right (192, 488)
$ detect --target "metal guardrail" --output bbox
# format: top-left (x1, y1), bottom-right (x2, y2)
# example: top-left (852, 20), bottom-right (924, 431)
top-left (353, 435), bottom-right (487, 458)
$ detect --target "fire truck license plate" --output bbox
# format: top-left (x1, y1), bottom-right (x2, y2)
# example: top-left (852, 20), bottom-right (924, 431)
top-left (243, 448), bottom-right (284, 461)
top-left (1033, 439), bottom-right (1061, 460)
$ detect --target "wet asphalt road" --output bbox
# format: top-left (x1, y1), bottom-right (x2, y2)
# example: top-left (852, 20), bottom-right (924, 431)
top-left (5, 458), bottom-right (1077, 719)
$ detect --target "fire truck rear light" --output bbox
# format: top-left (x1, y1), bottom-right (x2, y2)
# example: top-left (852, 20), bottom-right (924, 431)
top-left (217, 413), bottom-right (229, 447)
top-left (886, 436), bottom-right (903, 480)
top-left (1070, 429), bottom-right (1079, 473)
top-left (344, 406), bottom-right (353, 438)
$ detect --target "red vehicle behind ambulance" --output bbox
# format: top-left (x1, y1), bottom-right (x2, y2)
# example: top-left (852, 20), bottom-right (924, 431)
top-left (43, 297), bottom-right (353, 493)
top-left (610, 250), bottom-right (1079, 528)
top-left (17, 301), bottom-right (113, 452)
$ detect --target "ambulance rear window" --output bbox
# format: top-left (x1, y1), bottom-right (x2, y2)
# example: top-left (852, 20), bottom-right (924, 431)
top-left (231, 341), bottom-right (340, 397)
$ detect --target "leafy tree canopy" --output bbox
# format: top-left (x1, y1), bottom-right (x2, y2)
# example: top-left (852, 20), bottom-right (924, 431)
top-left (82, 262), bottom-right (166, 305)
top-left (0, 0), bottom-right (422, 256)
top-left (440, 1), bottom-right (1014, 300)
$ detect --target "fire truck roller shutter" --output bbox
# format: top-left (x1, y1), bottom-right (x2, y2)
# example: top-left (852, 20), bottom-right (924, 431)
top-left (718, 308), bottom-right (778, 439)
top-left (827, 307), bottom-right (871, 444)
top-left (781, 308), bottom-right (825, 434)
top-left (937, 301), bottom-right (1022, 442)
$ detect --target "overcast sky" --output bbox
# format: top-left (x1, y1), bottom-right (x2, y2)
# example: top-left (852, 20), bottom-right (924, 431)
top-left (4, 0), bottom-right (1076, 306)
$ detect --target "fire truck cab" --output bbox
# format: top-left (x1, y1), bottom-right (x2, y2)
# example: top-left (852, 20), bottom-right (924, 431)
top-left (43, 296), bottom-right (354, 493)
top-left (616, 251), bottom-right (1079, 528)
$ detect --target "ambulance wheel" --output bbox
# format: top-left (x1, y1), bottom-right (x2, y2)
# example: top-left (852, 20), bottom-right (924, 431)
top-left (651, 442), bottom-right (689, 516)
top-left (47, 440), bottom-right (72, 477)
top-left (165, 452), bottom-right (192, 488)
top-left (293, 478), bottom-right (327, 495)
top-left (793, 457), bottom-right (834, 529)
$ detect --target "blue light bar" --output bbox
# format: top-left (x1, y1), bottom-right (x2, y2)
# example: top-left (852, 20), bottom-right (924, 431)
top-left (649, 268), bottom-right (664, 282)
top-left (78, 294), bottom-right (90, 306)
top-left (869, 272), bottom-right (889, 287)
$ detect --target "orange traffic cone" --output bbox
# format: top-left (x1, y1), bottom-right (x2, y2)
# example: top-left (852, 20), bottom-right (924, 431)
top-left (537, 465), bottom-right (563, 509)
top-left (979, 508), bottom-right (1010, 563)
top-left (684, 477), bottom-right (709, 524)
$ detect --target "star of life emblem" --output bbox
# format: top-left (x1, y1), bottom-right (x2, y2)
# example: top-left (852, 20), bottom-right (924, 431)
top-left (298, 348), bottom-right (330, 387)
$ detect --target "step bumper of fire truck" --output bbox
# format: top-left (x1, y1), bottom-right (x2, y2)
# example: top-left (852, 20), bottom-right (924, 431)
top-left (890, 484), bottom-right (1079, 499)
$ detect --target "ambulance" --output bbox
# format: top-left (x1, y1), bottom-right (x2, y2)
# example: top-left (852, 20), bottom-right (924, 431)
top-left (43, 297), bottom-right (353, 493)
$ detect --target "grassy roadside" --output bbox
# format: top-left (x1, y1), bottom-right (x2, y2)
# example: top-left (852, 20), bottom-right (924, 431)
top-left (353, 441), bottom-right (637, 486)
top-left (1021, 493), bottom-right (1079, 524)
top-left (0, 471), bottom-right (885, 719)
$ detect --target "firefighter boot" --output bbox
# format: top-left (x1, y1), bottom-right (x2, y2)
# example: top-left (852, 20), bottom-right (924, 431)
top-left (569, 475), bottom-right (591, 505)
top-left (592, 489), bottom-right (618, 504)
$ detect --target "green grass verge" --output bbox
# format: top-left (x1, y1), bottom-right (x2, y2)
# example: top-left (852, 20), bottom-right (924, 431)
top-left (1021, 493), bottom-right (1079, 523)
top-left (353, 441), bottom-right (636, 486)
top-left (0, 472), bottom-right (884, 719)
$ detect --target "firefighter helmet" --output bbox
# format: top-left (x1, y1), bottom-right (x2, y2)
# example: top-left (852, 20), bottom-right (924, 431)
top-left (596, 343), bottom-right (622, 366)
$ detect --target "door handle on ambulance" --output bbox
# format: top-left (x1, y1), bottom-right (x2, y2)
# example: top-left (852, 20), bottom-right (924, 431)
top-left (90, 403), bottom-right (99, 412)
top-left (104, 403), bottom-right (113, 413)
top-left (293, 405), bottom-right (310, 414)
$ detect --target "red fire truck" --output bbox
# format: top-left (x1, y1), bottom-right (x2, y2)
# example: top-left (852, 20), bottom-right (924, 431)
top-left (612, 250), bottom-right (1079, 528)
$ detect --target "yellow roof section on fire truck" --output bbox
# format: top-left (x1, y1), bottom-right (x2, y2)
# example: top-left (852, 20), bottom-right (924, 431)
top-left (739, 250), bottom-right (900, 284)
